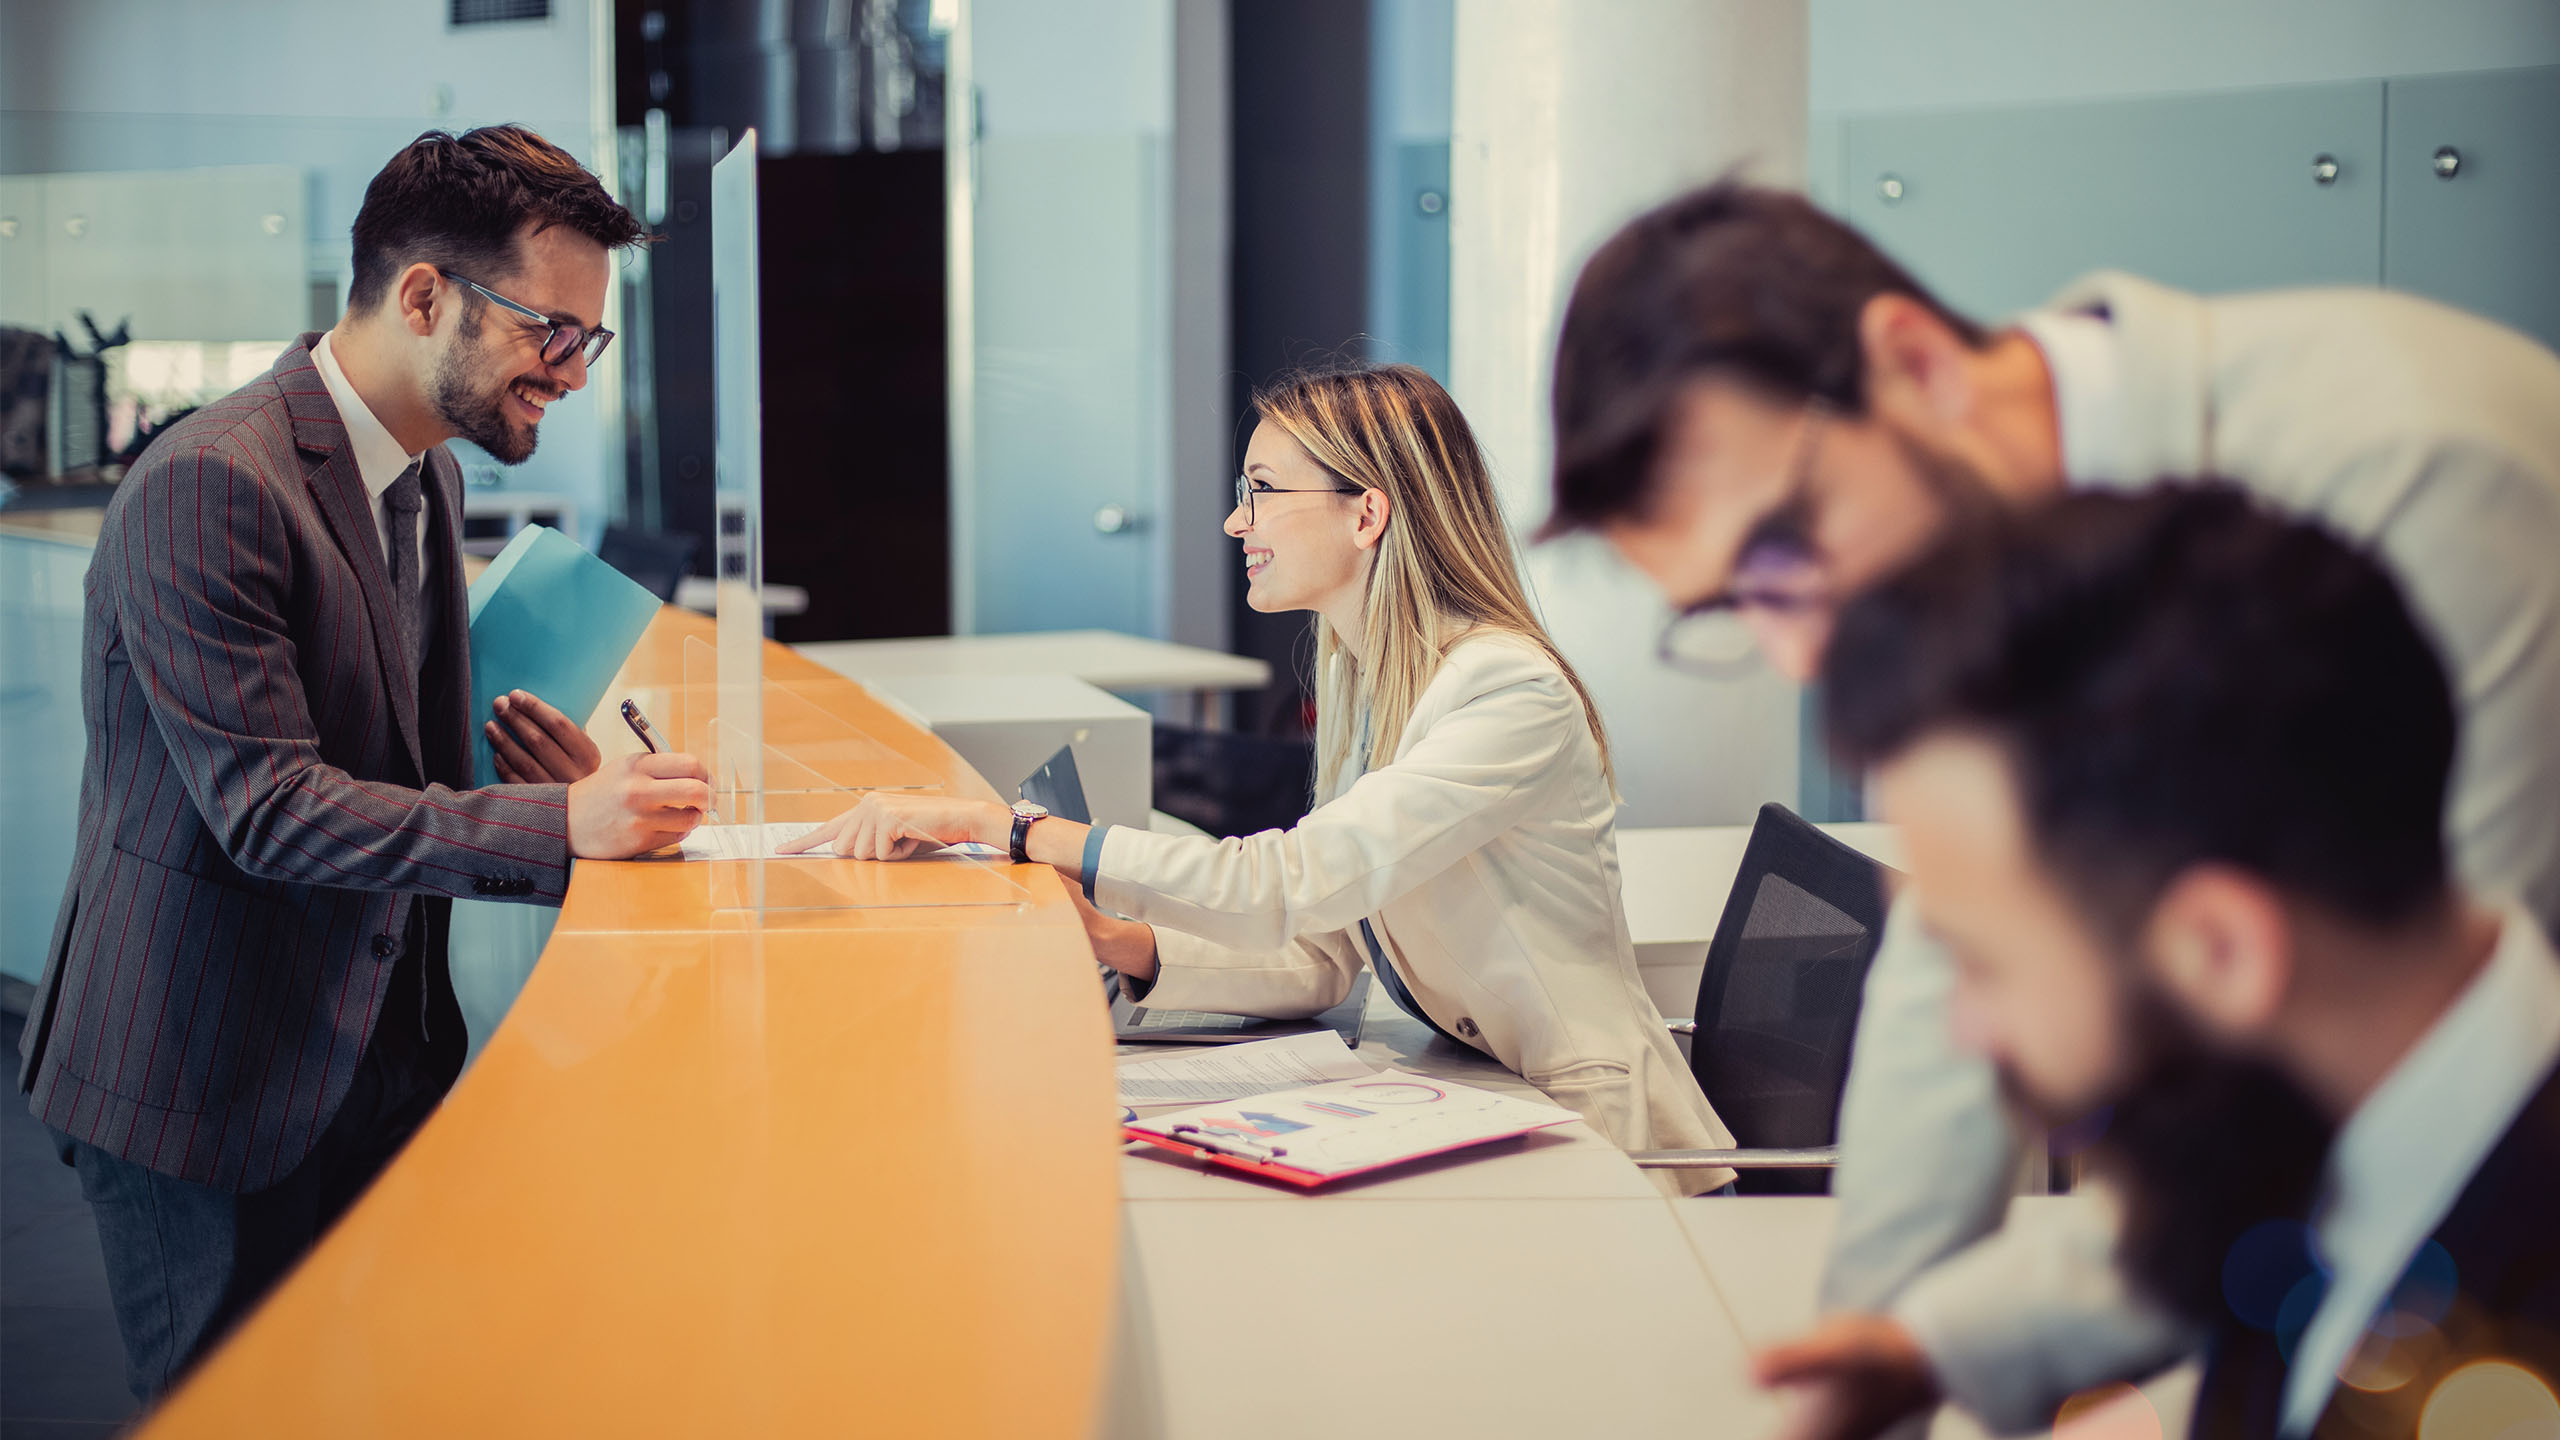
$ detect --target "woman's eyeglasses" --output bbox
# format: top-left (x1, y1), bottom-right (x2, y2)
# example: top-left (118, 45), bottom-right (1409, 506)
top-left (1234, 473), bottom-right (1365, 526)
top-left (440, 270), bottom-right (616, 367)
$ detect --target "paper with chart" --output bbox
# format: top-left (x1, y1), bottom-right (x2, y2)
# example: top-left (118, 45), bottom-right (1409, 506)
top-left (1115, 1031), bottom-right (1375, 1106)
top-left (1125, 1072), bottom-right (1578, 1180)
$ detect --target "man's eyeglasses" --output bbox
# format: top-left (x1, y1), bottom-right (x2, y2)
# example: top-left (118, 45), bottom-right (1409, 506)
top-left (1656, 406), bottom-right (1832, 676)
top-left (441, 271), bottom-right (615, 367)
top-left (1234, 473), bottom-right (1365, 526)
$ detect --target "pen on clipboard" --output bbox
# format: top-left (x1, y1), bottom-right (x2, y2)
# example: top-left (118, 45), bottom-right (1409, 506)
top-left (621, 699), bottom-right (716, 824)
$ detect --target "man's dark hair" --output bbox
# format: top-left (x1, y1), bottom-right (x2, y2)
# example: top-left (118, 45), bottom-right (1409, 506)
top-left (1824, 483), bottom-right (2456, 935)
top-left (1544, 179), bottom-right (1984, 538)
top-left (348, 125), bottom-right (647, 312)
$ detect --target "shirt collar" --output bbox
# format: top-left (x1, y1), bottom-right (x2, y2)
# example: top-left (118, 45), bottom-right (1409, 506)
top-left (2013, 308), bottom-right (2132, 488)
top-left (310, 330), bottom-right (424, 503)
top-left (2281, 900), bottom-right (2560, 1433)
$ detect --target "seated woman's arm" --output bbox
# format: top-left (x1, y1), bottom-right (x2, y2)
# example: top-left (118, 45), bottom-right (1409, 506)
top-left (1071, 875), bottom-right (1363, 1018)
top-left (1095, 661), bottom-right (1581, 952)
top-left (782, 648), bottom-right (1582, 953)
top-left (1138, 924), bottom-right (1367, 1019)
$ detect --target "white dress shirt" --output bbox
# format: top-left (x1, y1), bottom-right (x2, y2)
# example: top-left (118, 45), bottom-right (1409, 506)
top-left (2282, 903), bottom-right (2560, 1433)
top-left (2014, 309), bottom-right (2126, 485)
top-left (1089, 631), bottom-right (1735, 1195)
top-left (310, 331), bottom-right (427, 583)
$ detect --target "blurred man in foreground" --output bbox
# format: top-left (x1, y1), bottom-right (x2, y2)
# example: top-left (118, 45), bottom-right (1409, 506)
top-left (1542, 180), bottom-right (2560, 1434)
top-left (1787, 486), bottom-right (2559, 1437)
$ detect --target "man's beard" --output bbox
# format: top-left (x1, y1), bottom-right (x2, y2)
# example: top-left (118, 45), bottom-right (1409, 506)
top-left (429, 312), bottom-right (552, 465)
top-left (2000, 987), bottom-right (2336, 1329)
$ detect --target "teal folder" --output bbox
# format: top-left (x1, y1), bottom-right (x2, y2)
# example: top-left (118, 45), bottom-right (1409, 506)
top-left (467, 525), bottom-right (663, 789)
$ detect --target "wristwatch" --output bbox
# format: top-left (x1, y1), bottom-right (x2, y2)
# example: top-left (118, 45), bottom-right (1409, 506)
top-left (1008, 800), bottom-right (1050, 864)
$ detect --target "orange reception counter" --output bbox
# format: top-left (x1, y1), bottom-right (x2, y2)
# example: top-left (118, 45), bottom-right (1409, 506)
top-left (135, 606), bottom-right (1122, 1438)
top-left (4, 512), bottom-right (2177, 1440)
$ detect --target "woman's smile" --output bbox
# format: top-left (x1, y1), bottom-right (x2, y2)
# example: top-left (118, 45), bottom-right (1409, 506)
top-left (1243, 545), bottom-right (1274, 579)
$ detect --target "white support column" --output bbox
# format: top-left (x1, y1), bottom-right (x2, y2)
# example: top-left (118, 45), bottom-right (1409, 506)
top-left (1164, 0), bottom-right (1232, 657)
top-left (1450, 0), bottom-right (1811, 827)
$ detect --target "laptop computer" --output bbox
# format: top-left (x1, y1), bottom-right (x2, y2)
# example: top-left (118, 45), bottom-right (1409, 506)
top-left (1015, 744), bottom-right (1370, 1049)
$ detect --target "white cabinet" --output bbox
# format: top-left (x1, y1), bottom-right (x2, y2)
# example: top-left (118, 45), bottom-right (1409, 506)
top-left (1832, 66), bottom-right (2559, 352)
top-left (1842, 83), bottom-right (2385, 321)
top-left (2385, 65), bottom-right (2560, 354)
top-left (0, 165), bottom-right (306, 342)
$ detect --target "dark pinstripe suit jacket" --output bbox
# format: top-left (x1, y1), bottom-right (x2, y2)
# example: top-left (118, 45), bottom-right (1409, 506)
top-left (17, 335), bottom-right (573, 1193)
top-left (2192, 1061), bottom-right (2560, 1438)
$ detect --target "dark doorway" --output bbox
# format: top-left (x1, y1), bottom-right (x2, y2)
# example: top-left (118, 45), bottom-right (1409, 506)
top-left (616, 0), bottom-right (950, 640)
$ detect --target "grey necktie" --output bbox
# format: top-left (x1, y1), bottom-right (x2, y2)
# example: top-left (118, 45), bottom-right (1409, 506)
top-left (383, 459), bottom-right (425, 676)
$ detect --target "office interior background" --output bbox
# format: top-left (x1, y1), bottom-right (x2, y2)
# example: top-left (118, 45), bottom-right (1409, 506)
top-left (2, 0), bottom-right (2558, 1429)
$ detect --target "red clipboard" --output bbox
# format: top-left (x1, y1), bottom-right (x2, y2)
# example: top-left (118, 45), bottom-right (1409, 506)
top-left (1121, 1116), bottom-right (1568, 1188)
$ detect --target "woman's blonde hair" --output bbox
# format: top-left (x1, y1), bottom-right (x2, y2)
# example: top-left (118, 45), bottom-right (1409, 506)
top-left (1250, 363), bottom-right (1611, 799)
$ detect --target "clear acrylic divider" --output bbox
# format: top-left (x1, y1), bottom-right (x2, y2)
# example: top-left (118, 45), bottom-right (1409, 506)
top-left (680, 635), bottom-right (1033, 915)
top-left (699, 131), bottom-right (1028, 918)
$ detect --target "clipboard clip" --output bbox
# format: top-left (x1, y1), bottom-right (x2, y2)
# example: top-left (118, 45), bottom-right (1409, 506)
top-left (1167, 1125), bottom-right (1289, 1165)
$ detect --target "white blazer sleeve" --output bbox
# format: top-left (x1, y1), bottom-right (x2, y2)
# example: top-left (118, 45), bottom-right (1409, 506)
top-left (1893, 1196), bottom-right (2198, 1434)
top-left (1090, 657), bottom-right (1583, 953)
top-left (1137, 925), bottom-right (1367, 1019)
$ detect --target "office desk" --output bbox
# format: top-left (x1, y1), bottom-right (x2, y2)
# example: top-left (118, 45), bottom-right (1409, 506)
top-left (1674, 1197), bottom-right (2202, 1440)
top-left (795, 630), bottom-right (1273, 726)
top-left (139, 610), bottom-right (1122, 1439)
top-left (1111, 991), bottom-right (1780, 1438)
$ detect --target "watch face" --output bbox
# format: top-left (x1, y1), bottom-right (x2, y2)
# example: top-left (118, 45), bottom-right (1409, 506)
top-left (1013, 801), bottom-right (1050, 820)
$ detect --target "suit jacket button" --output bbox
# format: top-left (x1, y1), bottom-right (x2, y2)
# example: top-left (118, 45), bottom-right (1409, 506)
top-left (1455, 1016), bottom-right (1480, 1040)
top-left (372, 934), bottom-right (398, 958)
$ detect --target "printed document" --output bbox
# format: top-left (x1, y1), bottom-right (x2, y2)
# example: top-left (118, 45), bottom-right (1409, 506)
top-left (1116, 1031), bottom-right (1374, 1106)
top-left (677, 822), bottom-right (826, 861)
top-left (675, 825), bottom-right (1008, 862)
top-left (1125, 1073), bottom-right (1578, 1181)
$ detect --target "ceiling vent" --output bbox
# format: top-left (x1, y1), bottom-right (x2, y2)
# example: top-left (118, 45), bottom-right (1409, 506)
top-left (451, 0), bottom-right (550, 25)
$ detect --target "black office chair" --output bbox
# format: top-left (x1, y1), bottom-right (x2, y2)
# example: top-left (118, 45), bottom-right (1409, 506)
top-left (1632, 803), bottom-right (1896, 1195)
top-left (598, 525), bottom-right (702, 603)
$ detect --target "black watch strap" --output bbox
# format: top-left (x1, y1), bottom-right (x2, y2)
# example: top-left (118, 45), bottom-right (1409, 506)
top-left (1010, 808), bottom-right (1036, 864)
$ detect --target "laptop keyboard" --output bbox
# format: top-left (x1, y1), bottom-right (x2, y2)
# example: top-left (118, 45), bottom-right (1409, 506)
top-left (1125, 1006), bottom-right (1266, 1032)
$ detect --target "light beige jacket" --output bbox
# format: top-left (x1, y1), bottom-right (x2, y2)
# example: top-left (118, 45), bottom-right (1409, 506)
top-left (1094, 632), bottom-right (1732, 1193)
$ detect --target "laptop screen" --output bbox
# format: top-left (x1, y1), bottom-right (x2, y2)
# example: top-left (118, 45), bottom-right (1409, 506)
top-left (1018, 744), bottom-right (1092, 825)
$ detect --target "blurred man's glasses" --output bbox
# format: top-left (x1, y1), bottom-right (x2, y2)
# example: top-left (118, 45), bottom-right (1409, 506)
top-left (1235, 473), bottom-right (1365, 526)
top-left (1657, 546), bottom-right (1832, 674)
top-left (1656, 407), bottom-right (1832, 677)
top-left (441, 270), bottom-right (615, 367)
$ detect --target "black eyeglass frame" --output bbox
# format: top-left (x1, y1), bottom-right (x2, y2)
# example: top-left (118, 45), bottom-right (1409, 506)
top-left (1234, 473), bottom-right (1366, 526)
top-left (1654, 404), bottom-right (1834, 677)
top-left (441, 270), bottom-right (616, 368)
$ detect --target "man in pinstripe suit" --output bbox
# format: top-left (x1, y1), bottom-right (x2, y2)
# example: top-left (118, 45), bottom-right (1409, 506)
top-left (17, 126), bottom-right (713, 1402)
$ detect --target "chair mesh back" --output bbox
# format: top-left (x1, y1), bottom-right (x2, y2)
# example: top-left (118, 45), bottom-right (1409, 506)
top-left (1690, 804), bottom-right (1893, 1191)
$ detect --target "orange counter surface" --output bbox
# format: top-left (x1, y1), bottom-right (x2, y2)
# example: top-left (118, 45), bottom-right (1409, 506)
top-left (141, 608), bottom-right (1122, 1437)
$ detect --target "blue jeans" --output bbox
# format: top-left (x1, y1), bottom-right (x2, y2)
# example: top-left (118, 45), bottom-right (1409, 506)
top-left (49, 948), bottom-right (458, 1403)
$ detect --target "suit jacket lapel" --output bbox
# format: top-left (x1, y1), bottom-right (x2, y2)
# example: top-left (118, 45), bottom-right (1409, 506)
top-left (274, 336), bottom-right (427, 780)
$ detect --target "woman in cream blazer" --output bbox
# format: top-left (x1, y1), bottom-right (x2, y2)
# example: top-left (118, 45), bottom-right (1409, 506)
top-left (789, 363), bottom-right (1733, 1192)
